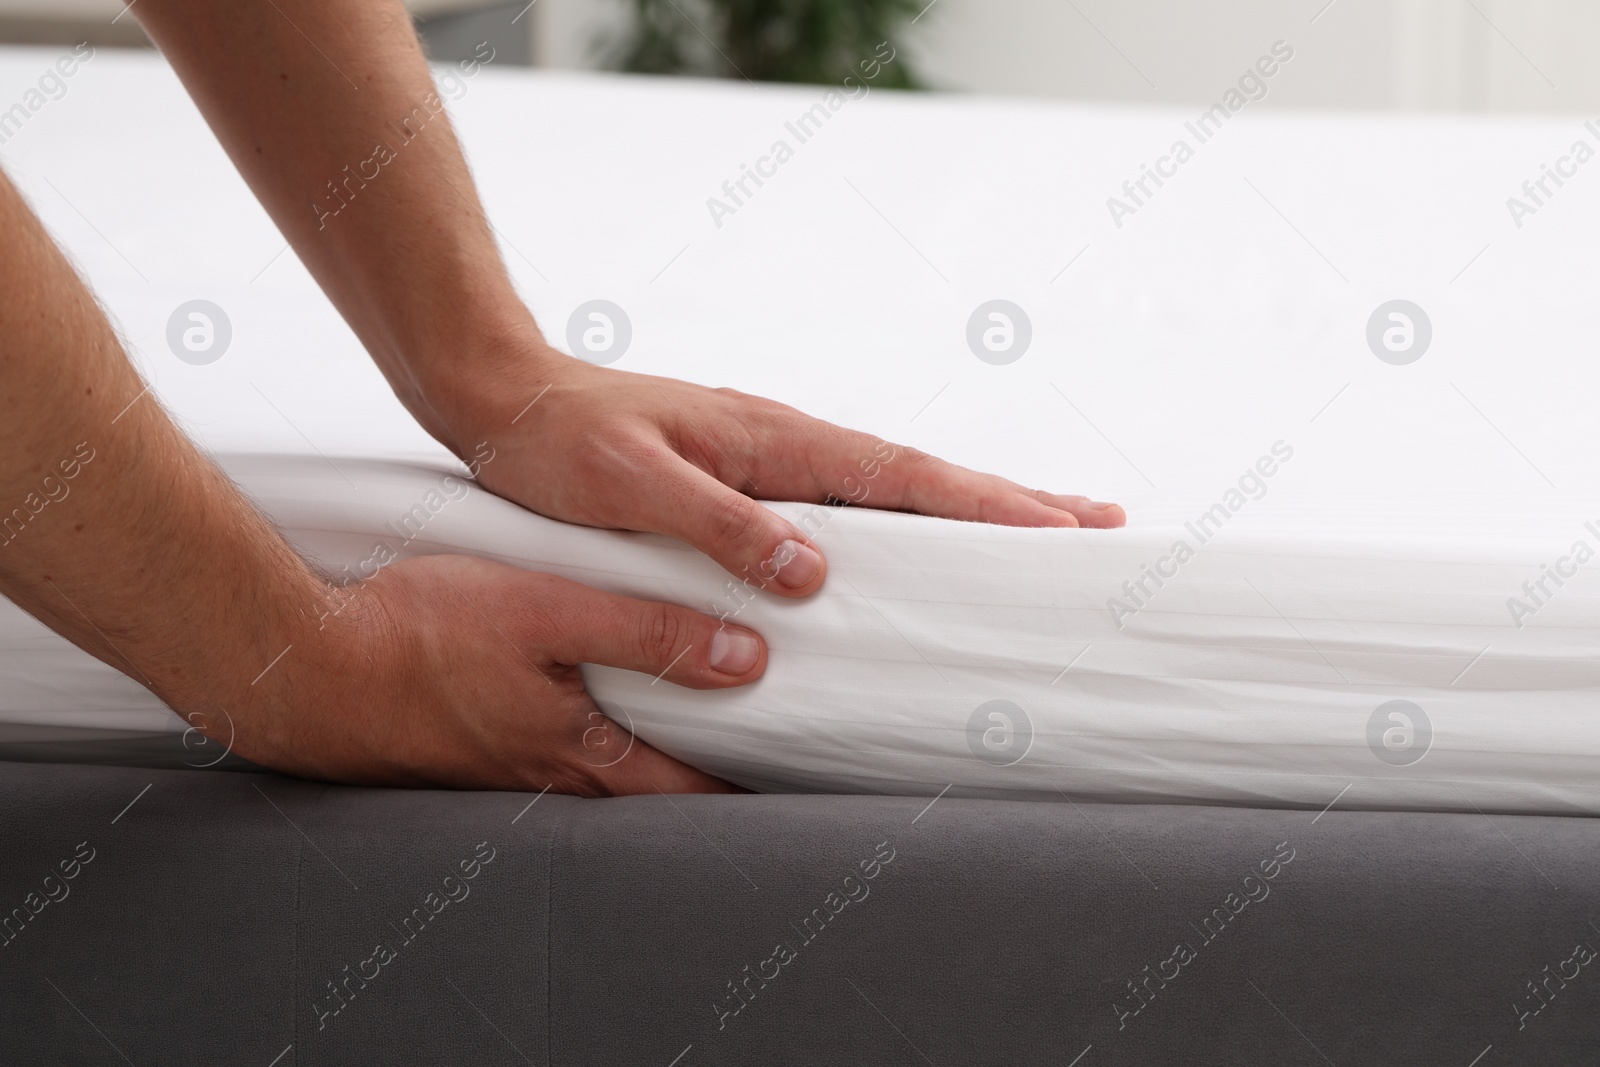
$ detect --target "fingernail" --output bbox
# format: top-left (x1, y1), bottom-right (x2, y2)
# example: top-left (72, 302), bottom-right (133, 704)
top-left (773, 539), bottom-right (823, 589)
top-left (1088, 501), bottom-right (1118, 511)
top-left (709, 627), bottom-right (761, 674)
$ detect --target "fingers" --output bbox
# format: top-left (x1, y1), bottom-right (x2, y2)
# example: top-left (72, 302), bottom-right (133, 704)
top-left (634, 424), bottom-right (1123, 605)
top-left (582, 715), bottom-right (747, 796)
top-left (791, 424), bottom-right (1127, 530)
top-left (531, 693), bottom-right (744, 796)
top-left (532, 574), bottom-right (768, 686)
top-left (1028, 492), bottom-right (1127, 529)
top-left (643, 460), bottom-right (827, 598)
top-left (705, 400), bottom-right (1125, 529)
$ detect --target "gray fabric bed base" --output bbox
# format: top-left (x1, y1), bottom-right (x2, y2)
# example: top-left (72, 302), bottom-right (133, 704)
top-left (2, 760), bottom-right (1598, 1065)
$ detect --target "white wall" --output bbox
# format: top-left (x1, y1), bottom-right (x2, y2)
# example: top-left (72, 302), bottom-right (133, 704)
top-left (529, 0), bottom-right (1599, 112)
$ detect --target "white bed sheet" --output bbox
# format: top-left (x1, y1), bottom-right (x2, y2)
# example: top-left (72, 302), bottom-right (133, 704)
top-left (3, 48), bottom-right (1600, 811)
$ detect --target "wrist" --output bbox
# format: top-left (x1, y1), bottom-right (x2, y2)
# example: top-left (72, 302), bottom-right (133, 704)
top-left (210, 571), bottom-right (371, 770)
top-left (384, 305), bottom-right (577, 458)
top-left (150, 580), bottom-right (338, 781)
top-left (154, 561), bottom-right (332, 717)
top-left (409, 318), bottom-right (581, 461)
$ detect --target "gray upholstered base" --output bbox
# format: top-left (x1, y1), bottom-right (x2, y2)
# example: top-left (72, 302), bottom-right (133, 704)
top-left (3, 760), bottom-right (1598, 1065)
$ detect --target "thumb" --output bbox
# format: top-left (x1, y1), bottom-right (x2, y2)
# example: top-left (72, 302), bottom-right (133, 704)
top-left (536, 574), bottom-right (768, 687)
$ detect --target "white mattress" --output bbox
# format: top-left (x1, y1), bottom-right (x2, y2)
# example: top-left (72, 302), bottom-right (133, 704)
top-left (4, 48), bottom-right (1600, 813)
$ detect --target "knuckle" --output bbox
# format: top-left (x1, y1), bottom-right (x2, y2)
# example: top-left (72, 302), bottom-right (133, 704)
top-left (716, 385), bottom-right (796, 420)
top-left (900, 446), bottom-right (939, 474)
top-left (639, 601), bottom-right (692, 664)
top-left (751, 393), bottom-right (792, 416)
top-left (578, 422), bottom-right (661, 471)
top-left (707, 492), bottom-right (765, 551)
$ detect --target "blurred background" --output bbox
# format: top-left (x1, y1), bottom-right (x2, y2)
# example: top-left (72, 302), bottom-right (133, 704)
top-left (0, 0), bottom-right (1594, 111)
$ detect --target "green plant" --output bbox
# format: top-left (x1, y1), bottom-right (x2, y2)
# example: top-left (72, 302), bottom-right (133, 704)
top-left (606, 0), bottom-right (922, 88)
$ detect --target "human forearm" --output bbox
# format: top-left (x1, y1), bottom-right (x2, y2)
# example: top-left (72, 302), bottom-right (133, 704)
top-left (0, 169), bottom-right (327, 716)
top-left (132, 0), bottom-right (538, 454)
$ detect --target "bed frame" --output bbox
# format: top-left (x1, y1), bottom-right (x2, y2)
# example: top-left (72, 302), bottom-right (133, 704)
top-left (5, 759), bottom-right (1596, 1064)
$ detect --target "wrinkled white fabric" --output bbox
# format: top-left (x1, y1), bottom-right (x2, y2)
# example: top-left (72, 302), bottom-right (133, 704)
top-left (6, 454), bottom-right (1600, 814)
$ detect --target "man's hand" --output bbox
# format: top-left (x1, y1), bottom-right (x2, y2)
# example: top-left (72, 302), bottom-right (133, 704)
top-left (242, 555), bottom-right (760, 793)
top-left (435, 344), bottom-right (1127, 596)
